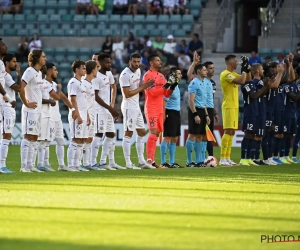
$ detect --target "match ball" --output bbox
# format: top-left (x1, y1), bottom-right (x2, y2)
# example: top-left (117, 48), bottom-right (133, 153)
top-left (205, 156), bottom-right (218, 168)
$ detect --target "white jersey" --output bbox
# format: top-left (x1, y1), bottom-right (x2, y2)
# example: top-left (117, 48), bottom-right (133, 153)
top-left (94, 71), bottom-right (115, 114)
top-left (0, 60), bottom-right (6, 102)
top-left (50, 81), bottom-right (61, 121)
top-left (67, 77), bottom-right (87, 120)
top-left (120, 67), bottom-right (141, 110)
top-left (82, 78), bottom-right (96, 118)
top-left (21, 67), bottom-right (43, 113)
top-left (41, 79), bottom-right (53, 118)
top-left (3, 72), bottom-right (16, 107)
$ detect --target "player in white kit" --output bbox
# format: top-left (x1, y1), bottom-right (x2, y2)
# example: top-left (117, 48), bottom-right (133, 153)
top-left (0, 53), bottom-right (21, 173)
top-left (120, 53), bottom-right (156, 169)
top-left (67, 60), bottom-right (90, 172)
top-left (19, 49), bottom-right (47, 172)
top-left (41, 63), bottom-right (78, 171)
top-left (36, 64), bottom-right (61, 172)
top-left (81, 60), bottom-right (101, 170)
top-left (92, 53), bottom-right (124, 170)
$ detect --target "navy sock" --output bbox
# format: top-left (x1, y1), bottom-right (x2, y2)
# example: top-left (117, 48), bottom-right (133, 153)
top-left (292, 129), bottom-right (300, 157)
top-left (261, 134), bottom-right (269, 160)
top-left (268, 131), bottom-right (274, 158)
top-left (273, 137), bottom-right (282, 158)
top-left (241, 137), bottom-right (249, 159)
top-left (206, 141), bottom-right (213, 156)
top-left (246, 139), bottom-right (253, 159)
top-left (279, 137), bottom-right (285, 158)
top-left (255, 140), bottom-right (261, 160)
top-left (285, 137), bottom-right (291, 157)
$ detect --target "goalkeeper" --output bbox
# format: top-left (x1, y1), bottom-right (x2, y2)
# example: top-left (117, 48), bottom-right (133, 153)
top-left (143, 54), bottom-right (179, 168)
top-left (219, 54), bottom-right (252, 166)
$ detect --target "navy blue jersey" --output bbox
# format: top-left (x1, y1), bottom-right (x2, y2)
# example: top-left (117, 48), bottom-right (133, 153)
top-left (295, 81), bottom-right (300, 119)
top-left (274, 84), bottom-right (286, 112)
top-left (266, 89), bottom-right (276, 113)
top-left (252, 78), bottom-right (266, 115)
top-left (283, 83), bottom-right (297, 118)
top-left (242, 81), bottom-right (258, 116)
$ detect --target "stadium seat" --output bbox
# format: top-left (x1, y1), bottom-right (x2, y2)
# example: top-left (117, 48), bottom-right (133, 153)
top-left (61, 23), bottom-right (71, 30)
top-left (65, 30), bottom-right (77, 36)
top-left (14, 14), bottom-right (25, 22)
top-left (25, 14), bottom-right (37, 22)
top-left (49, 14), bottom-right (61, 22)
top-left (1, 14), bottom-right (13, 22)
top-left (57, 0), bottom-right (69, 8)
top-left (43, 48), bottom-right (53, 55)
top-left (145, 15), bottom-right (157, 23)
top-left (97, 15), bottom-right (108, 23)
top-left (34, 8), bottom-right (44, 15)
top-left (83, 23), bottom-right (94, 30)
top-left (145, 24), bottom-right (155, 31)
top-left (37, 15), bottom-right (49, 22)
top-left (61, 14), bottom-right (73, 22)
top-left (121, 15), bottom-right (133, 24)
top-left (174, 30), bottom-right (186, 37)
top-left (109, 24), bottom-right (119, 31)
top-left (66, 55), bottom-right (78, 62)
top-left (85, 15), bottom-right (97, 22)
top-left (52, 29), bottom-right (65, 36)
top-left (35, 0), bottom-right (46, 8)
top-left (190, 0), bottom-right (202, 9)
top-left (14, 23), bottom-right (23, 30)
top-left (110, 15), bottom-right (121, 23)
top-left (23, 9), bottom-right (32, 15)
top-left (2, 24), bottom-right (11, 30)
top-left (101, 29), bottom-right (115, 36)
top-left (59, 63), bottom-right (70, 70)
top-left (158, 24), bottom-right (167, 31)
top-left (89, 29), bottom-right (101, 36)
top-left (58, 70), bottom-right (70, 79)
top-left (23, 1), bottom-right (34, 7)
top-left (55, 54), bottom-right (65, 62)
top-left (67, 48), bottom-right (78, 56)
top-left (17, 30), bottom-right (28, 36)
top-left (182, 24), bottom-right (191, 32)
top-left (4, 29), bottom-right (16, 36)
top-left (58, 9), bottom-right (68, 15)
top-left (170, 24), bottom-right (179, 31)
top-left (191, 9), bottom-right (200, 17)
top-left (157, 15), bottom-right (169, 24)
top-left (149, 29), bottom-right (161, 37)
top-left (46, 0), bottom-right (57, 8)
top-left (73, 15), bottom-right (85, 22)
top-left (79, 48), bottom-right (91, 55)
top-left (136, 29), bottom-right (148, 37)
top-left (182, 15), bottom-right (194, 23)
top-left (133, 15), bottom-right (145, 23)
top-left (25, 24), bottom-right (36, 30)
top-left (45, 9), bottom-right (56, 15)
top-left (169, 15), bottom-right (182, 23)
top-left (272, 48), bottom-right (284, 56)
top-left (55, 47), bottom-right (67, 54)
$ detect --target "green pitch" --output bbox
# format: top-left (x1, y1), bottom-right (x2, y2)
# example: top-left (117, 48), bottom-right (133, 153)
top-left (0, 146), bottom-right (300, 250)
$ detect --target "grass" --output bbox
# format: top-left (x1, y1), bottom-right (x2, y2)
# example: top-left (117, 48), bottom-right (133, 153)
top-left (0, 145), bottom-right (300, 250)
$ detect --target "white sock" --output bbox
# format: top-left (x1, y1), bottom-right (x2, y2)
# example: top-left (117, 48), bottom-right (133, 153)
top-left (56, 137), bottom-right (65, 166)
top-left (43, 144), bottom-right (50, 166)
top-left (100, 137), bottom-right (113, 165)
top-left (74, 143), bottom-right (83, 167)
top-left (91, 136), bottom-right (101, 166)
top-left (38, 141), bottom-right (47, 167)
top-left (83, 142), bottom-right (91, 166)
top-left (122, 136), bottom-right (132, 166)
top-left (21, 138), bottom-right (30, 168)
top-left (0, 139), bottom-right (10, 167)
top-left (28, 141), bottom-right (38, 168)
top-left (67, 141), bottom-right (77, 168)
top-left (109, 138), bottom-right (116, 165)
top-left (136, 135), bottom-right (146, 164)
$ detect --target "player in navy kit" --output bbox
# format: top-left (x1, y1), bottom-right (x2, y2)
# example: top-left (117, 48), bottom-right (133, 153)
top-left (292, 66), bottom-right (300, 162)
top-left (240, 65), bottom-right (269, 166)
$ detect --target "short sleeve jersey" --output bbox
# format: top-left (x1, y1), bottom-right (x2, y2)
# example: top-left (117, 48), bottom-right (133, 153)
top-left (165, 86), bottom-right (180, 111)
top-left (284, 83), bottom-right (297, 118)
top-left (242, 81), bottom-right (258, 117)
top-left (143, 69), bottom-right (166, 114)
top-left (205, 78), bottom-right (214, 108)
top-left (0, 60), bottom-right (6, 102)
top-left (119, 67), bottom-right (141, 110)
top-left (188, 77), bottom-right (207, 108)
top-left (220, 69), bottom-right (241, 109)
top-left (21, 67), bottom-right (43, 113)
top-left (41, 80), bottom-right (53, 118)
top-left (50, 81), bottom-right (61, 122)
top-left (3, 72), bottom-right (16, 107)
top-left (274, 84), bottom-right (286, 112)
top-left (296, 81), bottom-right (300, 119)
top-left (94, 71), bottom-right (115, 114)
top-left (82, 78), bottom-right (96, 118)
top-left (67, 77), bottom-right (87, 120)
top-left (252, 78), bottom-right (266, 115)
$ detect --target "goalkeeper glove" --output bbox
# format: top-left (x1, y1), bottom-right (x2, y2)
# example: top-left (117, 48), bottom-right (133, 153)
top-left (164, 72), bottom-right (178, 89)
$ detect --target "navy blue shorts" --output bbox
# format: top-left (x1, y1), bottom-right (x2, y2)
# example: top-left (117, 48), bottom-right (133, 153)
top-left (265, 111), bottom-right (273, 128)
top-left (256, 114), bottom-right (266, 136)
top-left (284, 118), bottom-right (296, 135)
top-left (242, 116), bottom-right (257, 133)
top-left (273, 111), bottom-right (284, 134)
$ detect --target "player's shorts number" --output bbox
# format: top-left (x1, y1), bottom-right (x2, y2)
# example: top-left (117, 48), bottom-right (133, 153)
top-left (247, 123), bottom-right (253, 130)
top-left (274, 126), bottom-right (279, 132)
top-left (266, 120), bottom-right (272, 127)
top-left (284, 126), bottom-right (287, 132)
top-left (29, 120), bottom-right (36, 126)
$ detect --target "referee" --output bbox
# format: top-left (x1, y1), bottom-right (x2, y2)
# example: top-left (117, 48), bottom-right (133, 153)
top-left (160, 67), bottom-right (183, 168)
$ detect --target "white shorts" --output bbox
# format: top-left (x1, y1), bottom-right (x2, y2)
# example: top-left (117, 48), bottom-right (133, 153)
top-left (50, 120), bottom-right (64, 141)
top-left (2, 105), bottom-right (16, 134)
top-left (22, 111), bottom-right (41, 136)
top-left (38, 117), bottom-right (53, 141)
top-left (87, 117), bottom-right (95, 138)
top-left (69, 118), bottom-right (88, 139)
top-left (95, 112), bottom-right (115, 134)
top-left (164, 0), bottom-right (176, 8)
top-left (122, 108), bottom-right (144, 131)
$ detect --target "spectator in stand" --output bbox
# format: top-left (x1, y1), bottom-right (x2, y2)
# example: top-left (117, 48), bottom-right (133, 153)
top-left (126, 32), bottom-right (136, 57)
top-left (91, 0), bottom-right (105, 14)
top-left (137, 0), bottom-right (151, 15)
top-left (262, 55), bottom-right (271, 70)
top-left (164, 0), bottom-right (176, 15)
top-left (276, 53), bottom-right (285, 65)
top-left (9, 0), bottom-right (23, 14)
top-left (0, 0), bottom-right (10, 14)
top-left (177, 50), bottom-right (191, 71)
top-left (248, 50), bottom-right (262, 65)
top-left (292, 42), bottom-right (300, 68)
top-left (127, 0), bottom-right (138, 15)
top-left (135, 38), bottom-right (145, 54)
top-left (143, 35), bottom-right (152, 49)
top-left (163, 35), bottom-right (177, 55)
top-left (102, 35), bottom-right (113, 55)
top-left (152, 36), bottom-right (165, 51)
top-left (175, 0), bottom-right (189, 14)
top-left (28, 34), bottom-right (42, 52)
top-left (113, 0), bottom-right (128, 14)
top-left (176, 39), bottom-right (188, 55)
top-left (156, 50), bottom-right (167, 67)
top-left (151, 0), bottom-right (163, 15)
top-left (112, 36), bottom-right (124, 64)
top-left (141, 51), bottom-right (150, 68)
top-left (188, 33), bottom-right (203, 60)
top-left (111, 52), bottom-right (122, 72)
top-left (76, 0), bottom-right (91, 14)
top-left (16, 36), bottom-right (29, 63)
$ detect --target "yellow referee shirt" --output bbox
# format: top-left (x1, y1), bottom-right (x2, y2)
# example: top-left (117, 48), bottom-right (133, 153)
top-left (220, 70), bottom-right (241, 109)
